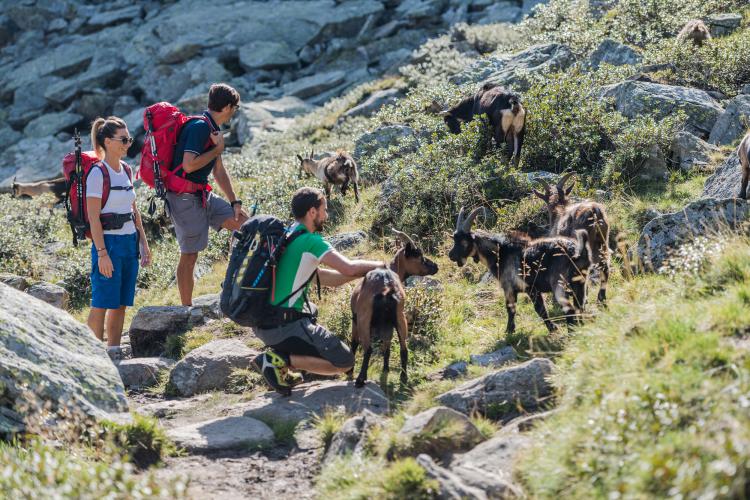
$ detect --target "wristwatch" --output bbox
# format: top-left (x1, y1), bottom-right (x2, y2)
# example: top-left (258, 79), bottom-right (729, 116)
top-left (230, 200), bottom-right (243, 208)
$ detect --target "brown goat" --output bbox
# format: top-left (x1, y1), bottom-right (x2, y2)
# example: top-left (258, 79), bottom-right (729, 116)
top-left (349, 230), bottom-right (438, 388)
top-left (738, 132), bottom-right (750, 199)
top-left (533, 172), bottom-right (610, 303)
top-left (296, 149), bottom-right (360, 203)
top-left (677, 19), bottom-right (712, 47)
top-left (12, 176), bottom-right (67, 204)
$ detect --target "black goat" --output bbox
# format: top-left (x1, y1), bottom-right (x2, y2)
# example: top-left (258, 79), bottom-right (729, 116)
top-left (438, 83), bottom-right (526, 166)
top-left (448, 207), bottom-right (591, 333)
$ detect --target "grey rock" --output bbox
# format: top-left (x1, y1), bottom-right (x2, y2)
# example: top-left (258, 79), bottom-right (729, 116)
top-left (47, 18), bottom-right (68, 33)
top-left (76, 93), bottom-right (115, 123)
top-left (708, 95), bottom-right (750, 146)
top-left (396, 0), bottom-right (449, 20)
top-left (192, 293), bottom-right (222, 320)
top-left (0, 137), bottom-right (71, 185)
top-left (5, 6), bottom-right (57, 32)
top-left (283, 70), bottom-right (347, 99)
top-left (443, 361), bottom-right (468, 379)
top-left (522, 0), bottom-right (548, 15)
top-left (741, 84), bottom-right (750, 95)
top-left (476, 3), bottom-right (522, 24)
top-left (323, 409), bottom-right (384, 464)
top-left (453, 43), bottom-right (575, 89)
top-left (134, 393), bottom-right (214, 419)
top-left (589, 38), bottom-right (642, 69)
top-left (168, 339), bottom-right (259, 397)
top-left (1, 41), bottom-right (96, 94)
top-left (87, 6), bottom-right (143, 30)
top-left (167, 416), bottom-right (274, 452)
top-left (116, 357), bottom-right (175, 389)
top-left (703, 151), bottom-right (741, 199)
top-left (406, 275), bottom-right (443, 290)
top-left (327, 231), bottom-right (367, 251)
top-left (7, 75), bottom-right (60, 128)
top-left (44, 61), bottom-right (123, 105)
top-left (26, 282), bottom-right (69, 310)
top-left (0, 283), bottom-right (128, 434)
top-left (0, 128), bottom-right (22, 149)
top-left (129, 306), bottom-right (192, 357)
top-left (242, 380), bottom-right (389, 423)
top-left (344, 88), bottom-right (404, 119)
top-left (354, 124), bottom-right (420, 163)
top-left (158, 40), bottom-right (202, 64)
top-left (239, 41), bottom-right (298, 70)
top-left (23, 112), bottom-right (83, 138)
top-left (672, 131), bottom-right (719, 171)
top-left (416, 454), bottom-right (490, 500)
top-left (637, 197), bottom-right (749, 271)
top-left (600, 81), bottom-right (723, 138)
top-left (235, 96), bottom-right (313, 145)
top-left (398, 406), bottom-right (484, 457)
top-left (436, 358), bottom-right (554, 416)
top-left (112, 95), bottom-right (139, 117)
top-left (0, 274), bottom-right (29, 291)
top-left (470, 346), bottom-right (518, 367)
top-left (707, 13), bottom-right (743, 37)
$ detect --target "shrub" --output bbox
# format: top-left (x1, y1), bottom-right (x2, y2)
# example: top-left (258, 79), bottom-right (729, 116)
top-left (312, 409), bottom-right (348, 451)
top-left (381, 458), bottom-right (439, 500)
top-left (101, 414), bottom-right (177, 469)
top-left (405, 285), bottom-right (444, 364)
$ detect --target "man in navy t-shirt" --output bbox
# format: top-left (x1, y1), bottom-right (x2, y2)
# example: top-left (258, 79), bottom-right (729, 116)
top-left (166, 83), bottom-right (248, 306)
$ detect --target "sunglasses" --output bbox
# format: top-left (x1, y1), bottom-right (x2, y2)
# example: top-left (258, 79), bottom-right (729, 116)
top-left (112, 136), bottom-right (134, 145)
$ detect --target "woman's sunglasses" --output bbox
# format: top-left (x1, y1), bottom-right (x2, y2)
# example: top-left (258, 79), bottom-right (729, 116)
top-left (112, 136), bottom-right (134, 145)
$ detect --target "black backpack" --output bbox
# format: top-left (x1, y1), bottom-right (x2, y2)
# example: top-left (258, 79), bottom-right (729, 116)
top-left (220, 215), bottom-right (316, 328)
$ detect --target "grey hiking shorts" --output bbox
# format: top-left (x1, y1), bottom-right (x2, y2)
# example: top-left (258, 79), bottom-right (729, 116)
top-left (167, 191), bottom-right (234, 254)
top-left (255, 318), bottom-right (354, 369)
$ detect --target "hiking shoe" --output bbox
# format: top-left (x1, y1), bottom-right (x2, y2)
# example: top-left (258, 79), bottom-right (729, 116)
top-left (283, 370), bottom-right (305, 387)
top-left (251, 351), bottom-right (292, 396)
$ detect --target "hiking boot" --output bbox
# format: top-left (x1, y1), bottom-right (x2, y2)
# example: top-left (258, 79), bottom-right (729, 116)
top-left (251, 351), bottom-right (292, 396)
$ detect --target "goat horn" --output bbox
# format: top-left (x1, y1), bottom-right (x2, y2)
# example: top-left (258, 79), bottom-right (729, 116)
top-left (455, 206), bottom-right (466, 231)
top-left (557, 171), bottom-right (575, 190)
top-left (462, 206), bottom-right (488, 232)
top-left (392, 228), bottom-right (416, 248)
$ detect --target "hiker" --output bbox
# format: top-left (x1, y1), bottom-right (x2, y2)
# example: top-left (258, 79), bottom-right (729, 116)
top-left (167, 83), bottom-right (248, 306)
top-left (86, 116), bottom-right (151, 361)
top-left (251, 187), bottom-right (384, 395)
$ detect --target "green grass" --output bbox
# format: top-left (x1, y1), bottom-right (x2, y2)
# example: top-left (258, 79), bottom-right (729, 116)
top-left (101, 414), bottom-right (178, 469)
top-left (312, 409), bottom-right (349, 451)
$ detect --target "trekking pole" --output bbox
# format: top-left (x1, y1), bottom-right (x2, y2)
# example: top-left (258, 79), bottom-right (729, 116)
top-left (72, 129), bottom-right (86, 245)
top-left (145, 110), bottom-right (166, 200)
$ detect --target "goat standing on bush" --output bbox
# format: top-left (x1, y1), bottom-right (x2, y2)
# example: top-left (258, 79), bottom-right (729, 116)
top-left (448, 207), bottom-right (591, 333)
top-left (533, 172), bottom-right (611, 303)
top-left (738, 132), bottom-right (750, 199)
top-left (349, 230), bottom-right (438, 388)
top-left (296, 150), bottom-right (360, 203)
top-left (437, 83), bottom-right (526, 166)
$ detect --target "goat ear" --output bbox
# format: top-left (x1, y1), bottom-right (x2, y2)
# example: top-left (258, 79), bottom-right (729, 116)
top-left (296, 154), bottom-right (304, 163)
top-left (565, 180), bottom-right (575, 196)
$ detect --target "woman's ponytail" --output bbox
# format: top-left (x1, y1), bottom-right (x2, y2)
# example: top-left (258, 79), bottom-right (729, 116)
top-left (90, 117), bottom-right (106, 159)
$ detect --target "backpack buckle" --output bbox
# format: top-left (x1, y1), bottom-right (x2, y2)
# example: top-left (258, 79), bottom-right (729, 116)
top-left (248, 234), bottom-right (260, 253)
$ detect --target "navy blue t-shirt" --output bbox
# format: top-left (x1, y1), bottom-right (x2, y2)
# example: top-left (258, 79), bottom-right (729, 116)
top-left (172, 111), bottom-right (219, 184)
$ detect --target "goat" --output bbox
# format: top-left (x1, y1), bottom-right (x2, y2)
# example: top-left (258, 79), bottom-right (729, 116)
top-left (532, 172), bottom-right (611, 303)
top-left (739, 132), bottom-right (750, 199)
top-left (677, 19), bottom-right (712, 47)
top-left (296, 149), bottom-right (360, 203)
top-left (448, 207), bottom-right (591, 333)
top-left (349, 229), bottom-right (438, 388)
top-left (12, 176), bottom-right (67, 204)
top-left (436, 83), bottom-right (526, 166)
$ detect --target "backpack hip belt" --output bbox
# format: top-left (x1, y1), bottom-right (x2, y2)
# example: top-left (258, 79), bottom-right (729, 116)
top-left (99, 212), bottom-right (134, 231)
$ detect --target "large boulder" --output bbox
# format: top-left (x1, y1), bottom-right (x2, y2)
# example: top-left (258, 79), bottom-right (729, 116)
top-left (397, 406), bottom-right (484, 458)
top-left (475, 2), bottom-right (522, 24)
top-left (599, 81), bottom-right (723, 138)
top-left (323, 409), bottom-right (384, 464)
top-left (26, 281), bottom-right (69, 310)
top-left (416, 454), bottom-right (491, 500)
top-left (708, 95), bottom-right (750, 146)
top-left (167, 416), bottom-right (274, 452)
top-left (86, 6), bottom-right (144, 30)
top-left (672, 131), bottom-right (719, 172)
top-left (168, 339), bottom-right (259, 397)
top-left (637, 197), bottom-right (749, 271)
top-left (129, 306), bottom-right (192, 357)
top-left (0, 283), bottom-right (128, 434)
top-left (344, 88), bottom-right (404, 119)
top-left (0, 273), bottom-right (29, 291)
top-left (117, 357), bottom-right (175, 390)
top-left (282, 70), bottom-right (347, 99)
top-left (235, 96), bottom-right (313, 145)
top-left (192, 293), bottom-right (222, 321)
top-left (452, 43), bottom-right (575, 89)
top-left (436, 358), bottom-right (554, 417)
top-left (0, 137), bottom-right (71, 185)
top-left (470, 346), bottom-right (518, 367)
top-left (706, 13), bottom-right (743, 37)
top-left (239, 41), bottom-right (298, 70)
top-left (353, 124), bottom-right (421, 179)
top-left (703, 151), bottom-right (741, 199)
top-left (589, 39), bottom-right (642, 69)
top-left (396, 0), bottom-right (449, 20)
top-left (23, 112), bottom-right (83, 138)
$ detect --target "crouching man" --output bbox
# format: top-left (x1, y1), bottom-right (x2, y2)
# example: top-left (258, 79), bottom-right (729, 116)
top-left (252, 187), bottom-right (383, 395)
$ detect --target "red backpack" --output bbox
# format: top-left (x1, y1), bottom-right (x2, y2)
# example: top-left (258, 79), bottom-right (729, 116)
top-left (62, 133), bottom-right (133, 245)
top-left (138, 102), bottom-right (215, 198)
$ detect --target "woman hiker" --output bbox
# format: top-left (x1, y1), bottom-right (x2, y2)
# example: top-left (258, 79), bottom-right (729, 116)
top-left (86, 116), bottom-right (151, 361)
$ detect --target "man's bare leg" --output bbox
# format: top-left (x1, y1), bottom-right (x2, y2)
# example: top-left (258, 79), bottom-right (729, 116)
top-left (106, 306), bottom-right (127, 347)
top-left (177, 252), bottom-right (198, 306)
top-left (87, 307), bottom-right (106, 340)
top-left (290, 354), bottom-right (352, 376)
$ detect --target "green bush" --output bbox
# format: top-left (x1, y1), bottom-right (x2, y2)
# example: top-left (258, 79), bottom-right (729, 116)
top-left (101, 414), bottom-right (177, 469)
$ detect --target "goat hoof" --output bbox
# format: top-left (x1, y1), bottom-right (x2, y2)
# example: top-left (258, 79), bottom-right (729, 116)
top-left (354, 378), bottom-right (366, 388)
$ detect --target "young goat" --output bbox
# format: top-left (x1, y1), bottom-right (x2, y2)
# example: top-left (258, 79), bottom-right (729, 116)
top-left (677, 19), bottom-right (712, 47)
top-left (533, 172), bottom-right (611, 303)
top-left (448, 207), bottom-right (590, 333)
top-left (12, 176), bottom-right (67, 204)
top-left (296, 150), bottom-right (360, 203)
top-left (437, 83), bottom-right (526, 166)
top-left (349, 230), bottom-right (438, 388)
top-left (738, 132), bottom-right (750, 199)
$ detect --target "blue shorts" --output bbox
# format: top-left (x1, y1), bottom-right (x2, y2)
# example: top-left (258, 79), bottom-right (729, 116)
top-left (91, 233), bottom-right (139, 309)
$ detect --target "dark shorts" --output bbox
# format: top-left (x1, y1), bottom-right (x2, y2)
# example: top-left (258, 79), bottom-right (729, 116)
top-left (255, 318), bottom-right (354, 368)
top-left (91, 232), bottom-right (139, 309)
top-left (166, 191), bottom-right (233, 254)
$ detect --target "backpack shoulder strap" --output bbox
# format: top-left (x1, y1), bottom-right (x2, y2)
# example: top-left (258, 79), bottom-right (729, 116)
top-left (89, 162), bottom-right (112, 208)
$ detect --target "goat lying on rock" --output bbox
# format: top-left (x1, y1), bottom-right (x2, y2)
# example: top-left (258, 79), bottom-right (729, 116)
top-left (738, 132), bottom-right (750, 199)
top-left (533, 172), bottom-right (611, 303)
top-left (448, 207), bottom-right (591, 333)
top-left (349, 230), bottom-right (438, 388)
top-left (296, 149), bottom-right (360, 203)
top-left (436, 83), bottom-right (526, 166)
top-left (12, 176), bottom-right (67, 204)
